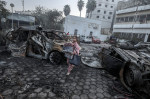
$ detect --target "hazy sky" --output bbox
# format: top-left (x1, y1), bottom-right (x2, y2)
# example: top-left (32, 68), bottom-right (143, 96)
top-left (5, 0), bottom-right (88, 17)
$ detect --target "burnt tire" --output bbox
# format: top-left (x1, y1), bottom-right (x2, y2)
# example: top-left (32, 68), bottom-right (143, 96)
top-left (124, 65), bottom-right (142, 87)
top-left (49, 51), bottom-right (62, 65)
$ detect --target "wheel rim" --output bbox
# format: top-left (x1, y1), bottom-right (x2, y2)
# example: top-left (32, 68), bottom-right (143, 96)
top-left (49, 51), bottom-right (61, 65)
top-left (125, 68), bottom-right (135, 86)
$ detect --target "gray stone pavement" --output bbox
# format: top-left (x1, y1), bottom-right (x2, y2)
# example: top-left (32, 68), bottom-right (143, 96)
top-left (0, 52), bottom-right (134, 99)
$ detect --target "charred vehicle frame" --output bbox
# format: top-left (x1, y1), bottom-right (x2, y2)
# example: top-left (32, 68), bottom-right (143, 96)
top-left (100, 46), bottom-right (150, 98)
top-left (5, 26), bottom-right (69, 65)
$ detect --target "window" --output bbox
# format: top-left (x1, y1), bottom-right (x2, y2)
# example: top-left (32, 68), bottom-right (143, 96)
top-left (97, 10), bottom-right (100, 12)
top-left (120, 17), bottom-right (124, 22)
top-left (74, 29), bottom-right (78, 36)
top-left (136, 15), bottom-right (140, 21)
top-left (111, 6), bottom-right (113, 8)
top-left (103, 16), bottom-right (105, 19)
top-left (125, 17), bottom-right (128, 22)
top-left (139, 15), bottom-right (146, 23)
top-left (129, 16), bottom-right (134, 22)
top-left (99, 4), bottom-right (101, 6)
top-left (105, 5), bottom-right (107, 7)
top-left (90, 32), bottom-right (93, 36)
top-left (112, 0), bottom-right (114, 2)
top-left (147, 14), bottom-right (150, 21)
top-left (109, 12), bottom-right (112, 15)
top-left (97, 16), bottom-right (99, 18)
top-left (104, 11), bottom-right (106, 14)
top-left (108, 16), bottom-right (111, 19)
top-left (116, 18), bottom-right (120, 23)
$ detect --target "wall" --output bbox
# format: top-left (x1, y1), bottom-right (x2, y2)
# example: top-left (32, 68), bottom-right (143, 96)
top-left (64, 15), bottom-right (108, 41)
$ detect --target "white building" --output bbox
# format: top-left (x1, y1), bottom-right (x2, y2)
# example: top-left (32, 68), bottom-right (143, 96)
top-left (113, 4), bottom-right (150, 42)
top-left (64, 15), bottom-right (109, 41)
top-left (86, 0), bottom-right (118, 32)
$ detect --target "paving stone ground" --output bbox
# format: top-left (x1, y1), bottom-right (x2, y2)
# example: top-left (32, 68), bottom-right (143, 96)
top-left (0, 51), bottom-right (135, 99)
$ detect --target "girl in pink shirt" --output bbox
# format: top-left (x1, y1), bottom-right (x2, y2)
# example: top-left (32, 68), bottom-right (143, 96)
top-left (66, 39), bottom-right (81, 75)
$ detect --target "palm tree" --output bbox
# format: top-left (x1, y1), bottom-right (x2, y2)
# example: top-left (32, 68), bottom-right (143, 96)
top-left (86, 0), bottom-right (91, 18)
top-left (86, 0), bottom-right (96, 18)
top-left (90, 0), bottom-right (96, 18)
top-left (63, 5), bottom-right (71, 17)
top-left (77, 0), bottom-right (84, 17)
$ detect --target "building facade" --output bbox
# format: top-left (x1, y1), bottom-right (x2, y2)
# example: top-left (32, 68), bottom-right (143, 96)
top-left (64, 15), bottom-right (109, 41)
top-left (86, 0), bottom-right (118, 32)
top-left (7, 13), bottom-right (35, 29)
top-left (113, 4), bottom-right (150, 42)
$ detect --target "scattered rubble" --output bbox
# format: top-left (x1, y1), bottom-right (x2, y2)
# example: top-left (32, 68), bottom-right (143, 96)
top-left (80, 43), bottom-right (111, 68)
top-left (0, 49), bottom-right (135, 99)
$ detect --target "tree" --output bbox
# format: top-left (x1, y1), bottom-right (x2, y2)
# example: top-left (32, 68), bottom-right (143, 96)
top-left (32, 6), bottom-right (63, 30)
top-left (45, 9), bottom-right (63, 29)
top-left (86, 0), bottom-right (91, 18)
top-left (0, 1), bottom-right (9, 18)
top-left (77, 0), bottom-right (84, 17)
top-left (0, 1), bottom-right (9, 29)
top-left (32, 6), bottom-right (46, 26)
top-left (86, 0), bottom-right (96, 18)
top-left (63, 5), bottom-right (71, 16)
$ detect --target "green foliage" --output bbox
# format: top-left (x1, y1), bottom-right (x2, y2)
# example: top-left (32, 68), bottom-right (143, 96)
top-left (77, 0), bottom-right (84, 17)
top-left (32, 6), bottom-right (46, 26)
top-left (34, 6), bottom-right (46, 15)
top-left (78, 0), bottom-right (84, 11)
top-left (33, 6), bottom-right (63, 30)
top-left (86, 0), bottom-right (96, 18)
top-left (45, 9), bottom-right (63, 29)
top-left (63, 5), bottom-right (71, 16)
top-left (0, 1), bottom-right (9, 18)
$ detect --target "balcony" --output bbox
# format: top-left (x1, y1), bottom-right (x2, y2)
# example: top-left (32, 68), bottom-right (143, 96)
top-left (113, 24), bottom-right (133, 29)
top-left (116, 4), bottom-right (150, 15)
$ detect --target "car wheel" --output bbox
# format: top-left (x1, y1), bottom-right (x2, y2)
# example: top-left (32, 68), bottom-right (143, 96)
top-left (124, 65), bottom-right (142, 87)
top-left (49, 51), bottom-right (62, 65)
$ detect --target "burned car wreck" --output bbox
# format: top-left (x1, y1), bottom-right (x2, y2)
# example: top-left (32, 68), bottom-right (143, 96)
top-left (5, 26), bottom-right (69, 65)
top-left (100, 45), bottom-right (150, 98)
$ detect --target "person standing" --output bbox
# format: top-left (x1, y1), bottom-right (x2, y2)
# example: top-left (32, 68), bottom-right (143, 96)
top-left (66, 38), bottom-right (81, 75)
top-left (67, 32), bottom-right (69, 35)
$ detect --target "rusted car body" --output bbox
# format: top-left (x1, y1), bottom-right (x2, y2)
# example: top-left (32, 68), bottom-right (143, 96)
top-left (5, 26), bottom-right (70, 65)
top-left (100, 46), bottom-right (150, 98)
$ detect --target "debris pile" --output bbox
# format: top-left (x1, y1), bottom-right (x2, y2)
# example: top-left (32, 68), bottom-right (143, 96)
top-left (81, 43), bottom-right (111, 68)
